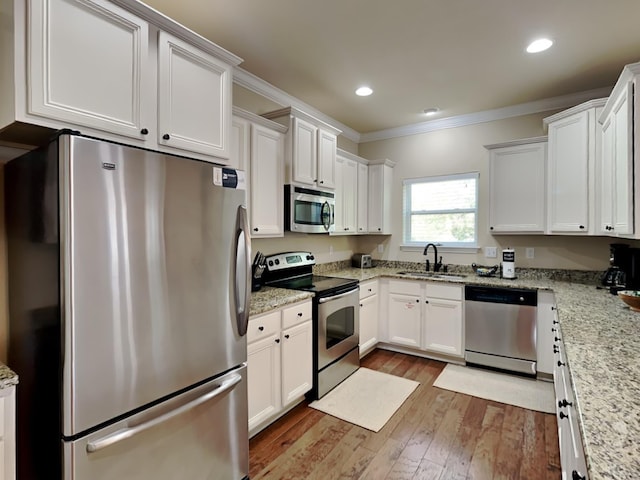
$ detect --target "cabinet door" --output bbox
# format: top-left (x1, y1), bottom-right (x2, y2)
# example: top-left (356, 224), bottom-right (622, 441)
top-left (247, 334), bottom-right (281, 432)
top-left (317, 129), bottom-right (337, 189)
top-left (291, 117), bottom-right (318, 186)
top-left (359, 294), bottom-right (379, 356)
top-left (612, 85), bottom-right (633, 235)
top-left (281, 321), bottom-right (313, 408)
top-left (423, 298), bottom-right (462, 356)
top-left (357, 163), bottom-right (369, 233)
top-left (28, 0), bottom-right (150, 140)
top-left (230, 116), bottom-right (250, 171)
top-left (547, 111), bottom-right (591, 233)
top-left (368, 164), bottom-right (392, 234)
top-left (250, 124), bottom-right (284, 237)
top-left (0, 387), bottom-right (14, 480)
top-left (158, 31), bottom-right (232, 160)
top-left (536, 291), bottom-right (556, 375)
top-left (598, 115), bottom-right (615, 234)
top-left (333, 156), bottom-right (345, 232)
top-left (342, 158), bottom-right (358, 233)
top-left (489, 142), bottom-right (546, 233)
top-left (387, 293), bottom-right (421, 348)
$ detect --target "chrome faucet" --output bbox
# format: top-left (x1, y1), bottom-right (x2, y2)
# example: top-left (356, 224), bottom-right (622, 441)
top-left (423, 243), bottom-right (442, 272)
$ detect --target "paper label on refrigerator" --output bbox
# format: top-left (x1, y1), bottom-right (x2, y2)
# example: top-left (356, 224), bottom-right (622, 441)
top-left (212, 167), bottom-right (246, 190)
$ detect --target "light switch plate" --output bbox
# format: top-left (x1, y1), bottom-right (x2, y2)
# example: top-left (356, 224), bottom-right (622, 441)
top-left (378, 244), bottom-right (384, 253)
top-left (485, 247), bottom-right (497, 258)
top-left (526, 247), bottom-right (535, 259)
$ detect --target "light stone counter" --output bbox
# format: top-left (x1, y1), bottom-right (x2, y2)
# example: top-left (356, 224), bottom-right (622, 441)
top-left (249, 286), bottom-right (314, 316)
top-left (0, 362), bottom-right (18, 389)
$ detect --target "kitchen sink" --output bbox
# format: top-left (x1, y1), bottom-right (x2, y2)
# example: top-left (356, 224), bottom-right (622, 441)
top-left (396, 271), bottom-right (467, 281)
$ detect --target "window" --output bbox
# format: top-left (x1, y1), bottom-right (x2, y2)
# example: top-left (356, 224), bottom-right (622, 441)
top-left (403, 172), bottom-right (478, 247)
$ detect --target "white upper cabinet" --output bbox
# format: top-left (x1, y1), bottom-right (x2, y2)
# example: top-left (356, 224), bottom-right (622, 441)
top-left (357, 162), bottom-right (369, 233)
top-left (230, 113), bottom-right (251, 172)
top-left (1, 0), bottom-right (241, 163)
top-left (368, 159), bottom-right (395, 234)
top-left (333, 149), bottom-right (365, 235)
top-left (157, 31), bottom-right (232, 159)
top-left (544, 99), bottom-right (605, 235)
top-left (599, 62), bottom-right (639, 238)
top-left (486, 137), bottom-right (547, 234)
top-left (262, 107), bottom-right (341, 190)
top-left (27, 0), bottom-right (150, 140)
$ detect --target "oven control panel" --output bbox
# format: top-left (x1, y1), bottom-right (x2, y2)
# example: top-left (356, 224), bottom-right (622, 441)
top-left (265, 251), bottom-right (315, 271)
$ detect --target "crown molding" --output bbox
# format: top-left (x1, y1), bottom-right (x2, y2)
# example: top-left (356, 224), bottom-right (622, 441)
top-left (599, 61), bottom-right (640, 122)
top-left (233, 67), bottom-right (361, 142)
top-left (484, 136), bottom-right (548, 150)
top-left (233, 65), bottom-right (613, 144)
top-left (232, 106), bottom-right (288, 133)
top-left (360, 86), bottom-right (612, 143)
top-left (542, 97), bottom-right (608, 125)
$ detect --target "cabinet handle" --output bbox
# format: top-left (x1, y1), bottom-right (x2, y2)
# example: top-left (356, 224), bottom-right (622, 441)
top-left (253, 227), bottom-right (259, 232)
top-left (284, 334), bottom-right (290, 339)
top-left (579, 225), bottom-right (585, 229)
top-left (258, 326), bottom-right (264, 331)
top-left (275, 339), bottom-right (280, 344)
top-left (559, 411), bottom-right (568, 420)
top-left (163, 133), bottom-right (170, 140)
top-left (558, 399), bottom-right (573, 408)
top-left (297, 312), bottom-right (303, 317)
top-left (140, 128), bottom-right (149, 135)
top-left (557, 360), bottom-right (565, 367)
top-left (572, 470), bottom-right (586, 480)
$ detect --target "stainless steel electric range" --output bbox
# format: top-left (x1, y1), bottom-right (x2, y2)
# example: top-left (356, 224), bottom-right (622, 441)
top-left (262, 252), bottom-right (360, 399)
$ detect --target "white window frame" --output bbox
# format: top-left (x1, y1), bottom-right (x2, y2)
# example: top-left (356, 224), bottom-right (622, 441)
top-left (402, 172), bottom-right (479, 249)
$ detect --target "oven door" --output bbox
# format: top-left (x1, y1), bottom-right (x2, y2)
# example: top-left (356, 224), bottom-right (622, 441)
top-left (288, 186), bottom-right (335, 233)
top-left (317, 286), bottom-right (359, 370)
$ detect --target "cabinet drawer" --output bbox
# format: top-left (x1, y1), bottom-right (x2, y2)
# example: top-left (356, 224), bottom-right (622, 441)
top-left (359, 280), bottom-right (378, 300)
top-left (388, 279), bottom-right (421, 296)
top-left (248, 311), bottom-right (281, 344)
top-left (282, 301), bottom-right (312, 329)
top-left (426, 283), bottom-right (462, 300)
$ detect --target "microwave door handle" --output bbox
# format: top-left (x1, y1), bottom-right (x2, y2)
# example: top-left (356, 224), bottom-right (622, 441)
top-left (233, 205), bottom-right (251, 336)
top-left (322, 201), bottom-right (331, 231)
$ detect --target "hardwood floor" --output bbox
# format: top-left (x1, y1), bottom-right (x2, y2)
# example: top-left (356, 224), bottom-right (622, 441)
top-left (249, 349), bottom-right (561, 480)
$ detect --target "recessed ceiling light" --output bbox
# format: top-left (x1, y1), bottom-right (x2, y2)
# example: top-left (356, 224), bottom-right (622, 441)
top-left (423, 107), bottom-right (439, 116)
top-left (355, 86), bottom-right (373, 96)
top-left (526, 38), bottom-right (553, 53)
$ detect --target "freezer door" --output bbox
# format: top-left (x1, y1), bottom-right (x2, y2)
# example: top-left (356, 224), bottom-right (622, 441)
top-left (64, 367), bottom-right (249, 480)
top-left (62, 136), bottom-right (250, 435)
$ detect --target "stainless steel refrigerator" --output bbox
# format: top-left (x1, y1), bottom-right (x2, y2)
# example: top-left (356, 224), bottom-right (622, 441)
top-left (5, 133), bottom-right (251, 479)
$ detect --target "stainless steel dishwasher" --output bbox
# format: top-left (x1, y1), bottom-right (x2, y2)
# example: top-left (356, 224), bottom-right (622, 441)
top-left (465, 285), bottom-right (538, 375)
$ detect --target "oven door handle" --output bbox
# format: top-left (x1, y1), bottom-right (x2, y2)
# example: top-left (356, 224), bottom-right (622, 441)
top-left (318, 286), bottom-right (359, 303)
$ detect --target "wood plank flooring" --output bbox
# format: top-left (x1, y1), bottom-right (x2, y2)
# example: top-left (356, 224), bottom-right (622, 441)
top-left (249, 349), bottom-right (561, 480)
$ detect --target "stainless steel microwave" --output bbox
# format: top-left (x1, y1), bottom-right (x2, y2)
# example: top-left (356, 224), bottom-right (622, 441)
top-left (285, 185), bottom-right (335, 233)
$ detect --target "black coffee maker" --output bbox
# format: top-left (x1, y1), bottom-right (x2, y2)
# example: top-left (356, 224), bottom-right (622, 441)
top-left (602, 243), bottom-right (630, 293)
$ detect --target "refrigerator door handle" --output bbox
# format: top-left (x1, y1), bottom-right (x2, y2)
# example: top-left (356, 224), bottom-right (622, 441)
top-left (86, 373), bottom-right (242, 453)
top-left (234, 204), bottom-right (251, 336)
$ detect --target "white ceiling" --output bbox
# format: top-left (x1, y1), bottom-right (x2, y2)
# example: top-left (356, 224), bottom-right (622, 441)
top-left (145, 0), bottom-right (640, 135)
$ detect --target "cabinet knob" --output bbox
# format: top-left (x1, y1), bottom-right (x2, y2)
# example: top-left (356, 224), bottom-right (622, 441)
top-left (551, 306), bottom-right (557, 311)
top-left (253, 227), bottom-right (259, 232)
top-left (579, 225), bottom-right (585, 229)
top-left (284, 334), bottom-right (290, 339)
top-left (377, 228), bottom-right (381, 231)
top-left (551, 328), bottom-right (557, 332)
top-left (415, 299), bottom-right (419, 303)
top-left (368, 288), bottom-right (372, 292)
top-left (258, 326), bottom-right (264, 331)
top-left (558, 399), bottom-right (573, 408)
top-left (140, 128), bottom-right (149, 135)
top-left (557, 360), bottom-right (566, 367)
top-left (559, 411), bottom-right (568, 420)
top-left (344, 228), bottom-right (349, 231)
top-left (490, 226), bottom-right (494, 230)
top-left (425, 300), bottom-right (429, 304)
top-left (553, 346), bottom-right (559, 353)
top-left (319, 180), bottom-right (324, 184)
top-left (553, 320), bottom-right (559, 325)
top-left (275, 339), bottom-right (280, 344)
top-left (297, 312), bottom-right (303, 317)
top-left (360, 303), bottom-right (363, 307)
top-left (554, 336), bottom-right (561, 342)
top-left (163, 133), bottom-right (170, 140)
top-left (572, 470), bottom-right (586, 480)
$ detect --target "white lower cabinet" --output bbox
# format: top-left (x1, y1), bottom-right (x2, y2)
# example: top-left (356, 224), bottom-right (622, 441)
top-left (536, 290), bottom-right (557, 376)
top-left (247, 300), bottom-right (312, 436)
top-left (0, 385), bottom-right (16, 480)
top-left (386, 279), bottom-right (463, 357)
top-left (359, 280), bottom-right (379, 356)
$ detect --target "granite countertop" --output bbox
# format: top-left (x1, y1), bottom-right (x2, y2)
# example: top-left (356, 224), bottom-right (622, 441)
top-left (247, 264), bottom-right (639, 479)
top-left (0, 362), bottom-right (18, 390)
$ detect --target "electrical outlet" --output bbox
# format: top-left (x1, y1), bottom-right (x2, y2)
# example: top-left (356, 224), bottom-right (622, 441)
top-left (377, 244), bottom-right (384, 253)
top-left (329, 245), bottom-right (333, 255)
top-left (526, 247), bottom-right (535, 259)
top-left (485, 247), bottom-right (497, 258)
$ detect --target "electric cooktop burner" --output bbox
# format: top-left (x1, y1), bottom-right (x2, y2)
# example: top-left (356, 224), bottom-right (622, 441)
top-left (262, 251), bottom-right (358, 295)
